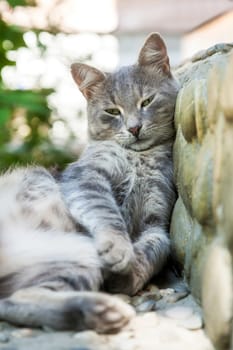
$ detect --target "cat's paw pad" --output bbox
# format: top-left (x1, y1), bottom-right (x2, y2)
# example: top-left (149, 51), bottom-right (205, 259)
top-left (96, 234), bottom-right (134, 273)
top-left (0, 289), bottom-right (135, 333)
top-left (67, 292), bottom-right (135, 333)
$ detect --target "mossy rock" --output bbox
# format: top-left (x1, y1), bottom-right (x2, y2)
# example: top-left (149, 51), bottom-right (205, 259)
top-left (171, 45), bottom-right (233, 350)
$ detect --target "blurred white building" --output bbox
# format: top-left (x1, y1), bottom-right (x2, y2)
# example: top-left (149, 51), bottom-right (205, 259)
top-left (2, 0), bottom-right (233, 66)
top-left (116, 0), bottom-right (233, 65)
top-left (1, 0), bottom-right (233, 147)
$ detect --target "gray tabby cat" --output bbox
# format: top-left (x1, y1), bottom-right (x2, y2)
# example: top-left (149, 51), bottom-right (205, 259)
top-left (0, 33), bottom-right (178, 332)
top-left (61, 32), bottom-right (178, 294)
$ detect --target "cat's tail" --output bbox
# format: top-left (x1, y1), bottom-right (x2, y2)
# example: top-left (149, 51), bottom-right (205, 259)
top-left (0, 225), bottom-right (135, 333)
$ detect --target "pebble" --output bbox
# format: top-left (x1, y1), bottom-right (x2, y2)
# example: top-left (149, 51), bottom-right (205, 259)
top-left (114, 294), bottom-right (131, 304)
top-left (131, 295), bottom-right (144, 306)
top-left (131, 293), bottom-right (160, 306)
top-left (11, 328), bottom-right (35, 338)
top-left (111, 331), bottom-right (138, 350)
top-left (0, 333), bottom-right (9, 343)
top-left (0, 322), bottom-right (13, 331)
top-left (179, 313), bottom-right (203, 330)
top-left (73, 330), bottom-right (100, 341)
top-left (164, 306), bottom-right (203, 330)
top-left (131, 293), bottom-right (159, 313)
top-left (73, 331), bottom-right (106, 350)
top-left (160, 288), bottom-right (175, 297)
top-left (42, 325), bottom-right (55, 332)
top-left (165, 306), bottom-right (193, 320)
top-left (135, 299), bottom-right (156, 313)
top-left (127, 312), bottom-right (160, 332)
top-left (145, 284), bottom-right (160, 294)
top-left (164, 290), bottom-right (190, 303)
top-left (137, 289), bottom-right (161, 301)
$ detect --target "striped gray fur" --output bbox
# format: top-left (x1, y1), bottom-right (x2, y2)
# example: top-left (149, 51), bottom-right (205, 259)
top-left (61, 33), bottom-right (179, 295)
top-left (0, 33), bottom-right (178, 331)
top-left (0, 166), bottom-right (134, 331)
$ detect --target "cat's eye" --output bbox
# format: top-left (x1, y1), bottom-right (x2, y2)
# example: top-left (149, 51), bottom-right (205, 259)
top-left (105, 108), bottom-right (121, 116)
top-left (141, 95), bottom-right (154, 108)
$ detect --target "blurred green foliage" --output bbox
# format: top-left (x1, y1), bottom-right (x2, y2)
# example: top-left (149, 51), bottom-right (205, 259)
top-left (0, 0), bottom-right (77, 172)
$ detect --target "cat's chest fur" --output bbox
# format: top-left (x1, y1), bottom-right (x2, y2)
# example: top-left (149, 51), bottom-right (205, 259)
top-left (113, 144), bottom-right (173, 238)
top-left (127, 149), bottom-right (162, 178)
top-left (118, 144), bottom-right (172, 195)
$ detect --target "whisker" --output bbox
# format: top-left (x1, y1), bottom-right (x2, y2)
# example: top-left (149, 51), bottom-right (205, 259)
top-left (145, 121), bottom-right (173, 131)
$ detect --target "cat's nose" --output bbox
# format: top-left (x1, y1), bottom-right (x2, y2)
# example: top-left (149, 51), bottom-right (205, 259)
top-left (128, 125), bottom-right (142, 138)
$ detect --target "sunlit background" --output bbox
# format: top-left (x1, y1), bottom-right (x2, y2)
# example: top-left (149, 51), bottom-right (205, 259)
top-left (0, 0), bottom-right (233, 170)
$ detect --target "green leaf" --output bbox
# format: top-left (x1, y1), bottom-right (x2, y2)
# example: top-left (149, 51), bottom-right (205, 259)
top-left (0, 89), bottom-right (53, 117)
top-left (0, 108), bottom-right (11, 125)
top-left (6, 0), bottom-right (28, 7)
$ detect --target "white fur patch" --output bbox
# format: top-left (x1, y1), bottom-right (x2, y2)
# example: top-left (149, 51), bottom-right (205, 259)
top-left (0, 167), bottom-right (100, 278)
top-left (0, 226), bottom-right (99, 278)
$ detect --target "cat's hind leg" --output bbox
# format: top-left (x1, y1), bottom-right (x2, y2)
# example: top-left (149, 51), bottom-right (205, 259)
top-left (0, 287), bottom-right (134, 333)
top-left (0, 230), bottom-right (135, 332)
top-left (0, 166), bottom-right (135, 332)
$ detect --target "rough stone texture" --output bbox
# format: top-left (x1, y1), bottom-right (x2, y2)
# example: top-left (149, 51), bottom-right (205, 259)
top-left (171, 44), bottom-right (233, 350)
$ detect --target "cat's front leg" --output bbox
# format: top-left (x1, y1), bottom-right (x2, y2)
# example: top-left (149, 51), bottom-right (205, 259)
top-left (62, 179), bottom-right (135, 274)
top-left (95, 227), bottom-right (135, 274)
top-left (105, 226), bottom-right (170, 295)
top-left (61, 142), bottom-right (135, 274)
top-left (104, 253), bottom-right (146, 296)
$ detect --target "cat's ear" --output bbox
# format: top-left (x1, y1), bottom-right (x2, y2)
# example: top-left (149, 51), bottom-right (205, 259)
top-left (71, 63), bottom-right (106, 99)
top-left (138, 33), bottom-right (170, 75)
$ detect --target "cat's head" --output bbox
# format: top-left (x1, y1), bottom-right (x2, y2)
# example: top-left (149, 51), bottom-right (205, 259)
top-left (71, 33), bottom-right (179, 151)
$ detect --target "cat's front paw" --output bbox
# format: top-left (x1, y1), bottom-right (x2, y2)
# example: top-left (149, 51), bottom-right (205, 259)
top-left (96, 233), bottom-right (134, 274)
top-left (104, 269), bottom-right (144, 296)
top-left (104, 251), bottom-right (146, 295)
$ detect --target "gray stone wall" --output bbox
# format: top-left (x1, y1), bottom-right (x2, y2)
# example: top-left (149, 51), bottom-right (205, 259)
top-left (171, 44), bottom-right (233, 350)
